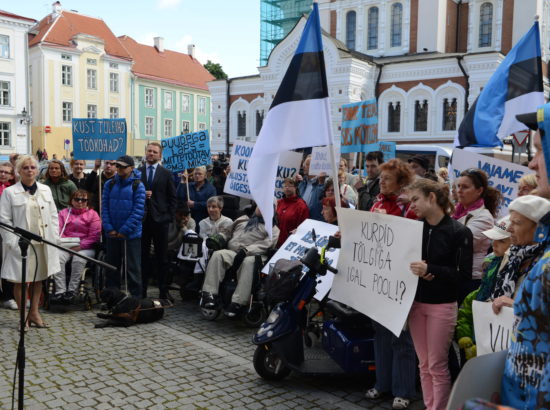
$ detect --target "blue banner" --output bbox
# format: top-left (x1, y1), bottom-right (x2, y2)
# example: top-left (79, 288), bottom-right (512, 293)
top-left (161, 130), bottom-right (211, 172)
top-left (72, 118), bottom-right (127, 160)
top-left (341, 99), bottom-right (378, 153)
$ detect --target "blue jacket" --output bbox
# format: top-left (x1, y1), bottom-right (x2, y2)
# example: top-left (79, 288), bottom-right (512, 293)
top-left (176, 181), bottom-right (217, 226)
top-left (102, 169), bottom-right (146, 240)
top-left (298, 177), bottom-right (325, 221)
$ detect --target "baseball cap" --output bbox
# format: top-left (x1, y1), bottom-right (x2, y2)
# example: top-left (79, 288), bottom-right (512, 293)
top-left (115, 155), bottom-right (135, 167)
top-left (482, 215), bottom-right (511, 241)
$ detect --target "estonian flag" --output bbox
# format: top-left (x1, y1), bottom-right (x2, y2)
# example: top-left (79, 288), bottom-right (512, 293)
top-left (456, 21), bottom-right (543, 147)
top-left (248, 2), bottom-right (332, 236)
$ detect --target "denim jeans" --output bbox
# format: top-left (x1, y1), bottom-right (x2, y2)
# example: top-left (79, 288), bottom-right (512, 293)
top-left (105, 237), bottom-right (142, 298)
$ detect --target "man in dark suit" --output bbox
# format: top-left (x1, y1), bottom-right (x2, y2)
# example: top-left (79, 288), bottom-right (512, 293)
top-left (140, 142), bottom-right (177, 300)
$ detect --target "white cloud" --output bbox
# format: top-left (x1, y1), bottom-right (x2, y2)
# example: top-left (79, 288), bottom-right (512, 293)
top-left (157, 0), bottom-right (182, 9)
top-left (173, 35), bottom-right (220, 64)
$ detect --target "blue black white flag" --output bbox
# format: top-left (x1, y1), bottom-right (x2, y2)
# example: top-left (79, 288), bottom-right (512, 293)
top-left (248, 2), bottom-right (332, 236)
top-left (456, 21), bottom-right (543, 147)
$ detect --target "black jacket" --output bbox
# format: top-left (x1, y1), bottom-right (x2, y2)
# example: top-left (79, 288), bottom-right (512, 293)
top-left (415, 214), bottom-right (473, 304)
top-left (357, 177), bottom-right (380, 211)
top-left (139, 164), bottom-right (177, 224)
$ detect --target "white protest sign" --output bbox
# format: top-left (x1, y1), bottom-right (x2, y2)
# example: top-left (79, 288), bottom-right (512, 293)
top-left (451, 148), bottom-right (534, 215)
top-left (331, 208), bottom-right (422, 336)
top-left (309, 145), bottom-right (340, 177)
top-left (224, 141), bottom-right (303, 200)
top-left (472, 300), bottom-right (515, 356)
top-left (262, 219), bottom-right (340, 301)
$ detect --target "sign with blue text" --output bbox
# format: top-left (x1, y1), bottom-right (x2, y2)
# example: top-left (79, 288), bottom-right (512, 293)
top-left (331, 208), bottom-right (422, 336)
top-left (451, 148), bottom-right (534, 215)
top-left (161, 130), bottom-right (211, 172)
top-left (72, 118), bottom-right (127, 160)
top-left (340, 99), bottom-right (378, 154)
top-left (309, 144), bottom-right (340, 177)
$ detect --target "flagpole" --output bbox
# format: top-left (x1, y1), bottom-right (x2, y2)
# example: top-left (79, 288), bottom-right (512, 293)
top-left (324, 100), bottom-right (342, 208)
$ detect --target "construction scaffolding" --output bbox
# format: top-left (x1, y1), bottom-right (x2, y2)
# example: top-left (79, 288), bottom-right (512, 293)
top-left (260, 0), bottom-right (314, 66)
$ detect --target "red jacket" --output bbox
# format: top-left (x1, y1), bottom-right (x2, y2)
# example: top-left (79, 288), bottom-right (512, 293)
top-left (276, 195), bottom-right (310, 247)
top-left (370, 193), bottom-right (417, 220)
top-left (0, 181), bottom-right (11, 196)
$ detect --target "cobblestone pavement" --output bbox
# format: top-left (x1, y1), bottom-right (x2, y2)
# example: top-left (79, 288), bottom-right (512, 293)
top-left (0, 291), bottom-right (425, 409)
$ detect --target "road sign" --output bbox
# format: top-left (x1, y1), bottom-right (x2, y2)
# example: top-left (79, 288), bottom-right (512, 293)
top-left (513, 130), bottom-right (530, 146)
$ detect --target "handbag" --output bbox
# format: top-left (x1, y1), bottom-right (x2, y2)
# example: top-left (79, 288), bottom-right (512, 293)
top-left (59, 208), bottom-right (81, 248)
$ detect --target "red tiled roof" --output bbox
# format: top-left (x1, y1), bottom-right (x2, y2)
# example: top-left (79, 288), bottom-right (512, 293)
top-left (118, 35), bottom-right (215, 91)
top-left (29, 10), bottom-right (131, 60)
top-left (0, 10), bottom-right (37, 23)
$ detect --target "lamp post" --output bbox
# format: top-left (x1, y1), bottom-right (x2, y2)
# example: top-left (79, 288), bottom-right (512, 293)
top-left (18, 107), bottom-right (32, 155)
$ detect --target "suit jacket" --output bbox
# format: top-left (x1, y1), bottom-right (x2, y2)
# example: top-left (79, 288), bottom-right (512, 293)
top-left (139, 163), bottom-right (176, 224)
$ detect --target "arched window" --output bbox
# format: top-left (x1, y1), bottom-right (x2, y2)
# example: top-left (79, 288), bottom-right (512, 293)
top-left (368, 7), bottom-right (379, 50)
top-left (414, 100), bottom-right (428, 132)
top-left (391, 3), bottom-right (403, 47)
top-left (388, 102), bottom-right (401, 132)
top-left (346, 11), bottom-right (356, 50)
top-left (479, 2), bottom-right (493, 47)
top-left (237, 111), bottom-right (246, 137)
top-left (256, 110), bottom-right (264, 136)
top-left (443, 98), bottom-right (457, 131)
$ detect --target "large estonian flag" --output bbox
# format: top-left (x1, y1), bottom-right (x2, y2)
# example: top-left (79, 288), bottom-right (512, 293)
top-left (456, 21), bottom-right (543, 147)
top-left (248, 2), bottom-right (332, 236)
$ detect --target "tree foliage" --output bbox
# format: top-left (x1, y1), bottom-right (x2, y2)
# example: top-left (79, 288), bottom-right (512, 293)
top-left (204, 60), bottom-right (228, 80)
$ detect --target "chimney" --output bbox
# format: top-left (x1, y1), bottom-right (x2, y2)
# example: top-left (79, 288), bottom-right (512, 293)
top-left (154, 37), bottom-right (164, 53)
top-left (52, 1), bottom-right (62, 16)
top-left (188, 44), bottom-right (196, 59)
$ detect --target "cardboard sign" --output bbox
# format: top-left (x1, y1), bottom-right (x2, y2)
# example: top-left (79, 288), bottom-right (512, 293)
top-left (330, 208), bottom-right (422, 336)
top-left (341, 99), bottom-right (378, 154)
top-left (451, 148), bottom-right (534, 214)
top-left (309, 145), bottom-right (340, 177)
top-left (261, 219), bottom-right (340, 301)
top-left (224, 141), bottom-right (302, 200)
top-left (473, 300), bottom-right (515, 356)
top-left (72, 118), bottom-right (127, 160)
top-left (161, 130), bottom-right (211, 172)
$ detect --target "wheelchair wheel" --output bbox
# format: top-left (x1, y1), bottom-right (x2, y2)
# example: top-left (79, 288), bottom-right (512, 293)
top-left (243, 303), bottom-right (267, 328)
top-left (201, 307), bottom-right (220, 321)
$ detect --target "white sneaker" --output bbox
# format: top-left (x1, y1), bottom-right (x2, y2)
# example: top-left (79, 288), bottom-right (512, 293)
top-left (3, 299), bottom-right (18, 310)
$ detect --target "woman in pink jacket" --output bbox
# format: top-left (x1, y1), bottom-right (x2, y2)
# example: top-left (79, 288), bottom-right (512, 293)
top-left (52, 189), bottom-right (101, 302)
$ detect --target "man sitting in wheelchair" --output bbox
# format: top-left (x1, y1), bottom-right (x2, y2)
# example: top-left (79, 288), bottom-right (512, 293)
top-left (200, 205), bottom-right (279, 317)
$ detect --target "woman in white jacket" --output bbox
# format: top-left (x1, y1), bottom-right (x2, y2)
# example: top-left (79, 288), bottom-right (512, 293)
top-left (453, 168), bottom-right (502, 303)
top-left (0, 155), bottom-right (59, 329)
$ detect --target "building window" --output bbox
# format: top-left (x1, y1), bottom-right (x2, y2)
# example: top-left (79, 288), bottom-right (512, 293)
top-left (0, 35), bottom-right (9, 59)
top-left (182, 94), bottom-right (190, 112)
top-left (391, 3), bottom-right (403, 47)
top-left (0, 122), bottom-right (10, 146)
top-left (368, 7), bottom-right (379, 50)
top-left (479, 2), bottom-right (493, 47)
top-left (110, 107), bottom-right (119, 119)
top-left (164, 92), bottom-right (173, 110)
top-left (0, 82), bottom-right (10, 106)
top-left (62, 102), bottom-right (73, 122)
top-left (109, 62), bottom-right (118, 69)
top-left (198, 122), bottom-right (206, 130)
top-left (443, 98), bottom-right (457, 131)
top-left (237, 111), bottom-right (246, 137)
top-left (414, 100), bottom-right (428, 132)
top-left (388, 102), bottom-right (400, 132)
top-left (62, 65), bottom-right (72, 86)
top-left (182, 120), bottom-right (190, 134)
top-left (346, 10), bottom-right (356, 50)
top-left (61, 53), bottom-right (71, 61)
top-left (145, 117), bottom-right (154, 136)
top-left (145, 88), bottom-right (154, 108)
top-left (87, 58), bottom-right (97, 65)
top-left (256, 110), bottom-right (264, 136)
top-left (198, 97), bottom-right (206, 114)
top-left (87, 104), bottom-right (97, 119)
top-left (87, 69), bottom-right (97, 89)
top-left (110, 72), bottom-right (119, 92)
top-left (164, 119), bottom-right (173, 138)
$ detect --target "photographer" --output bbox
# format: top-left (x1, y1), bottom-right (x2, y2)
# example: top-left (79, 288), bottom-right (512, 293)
top-left (210, 154), bottom-right (229, 195)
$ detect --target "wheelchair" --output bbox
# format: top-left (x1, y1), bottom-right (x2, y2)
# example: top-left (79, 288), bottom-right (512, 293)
top-left (170, 232), bottom-right (208, 301)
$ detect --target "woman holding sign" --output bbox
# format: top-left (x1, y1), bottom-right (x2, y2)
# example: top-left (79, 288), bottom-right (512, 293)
top-left (407, 179), bottom-right (473, 410)
top-left (365, 159), bottom-right (417, 410)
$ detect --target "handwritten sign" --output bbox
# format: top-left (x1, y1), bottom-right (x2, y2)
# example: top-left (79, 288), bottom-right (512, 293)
top-left (451, 148), bottom-right (534, 214)
top-left (161, 130), bottom-right (211, 172)
top-left (341, 99), bottom-right (378, 154)
top-left (261, 219), bottom-right (340, 301)
top-left (309, 145), bottom-right (340, 177)
top-left (224, 142), bottom-right (302, 200)
top-left (473, 301), bottom-right (515, 356)
top-left (72, 118), bottom-right (127, 160)
top-left (330, 208), bottom-right (422, 336)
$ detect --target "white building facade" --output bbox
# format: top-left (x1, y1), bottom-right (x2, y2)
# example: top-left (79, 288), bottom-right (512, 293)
top-left (209, 0), bottom-right (550, 154)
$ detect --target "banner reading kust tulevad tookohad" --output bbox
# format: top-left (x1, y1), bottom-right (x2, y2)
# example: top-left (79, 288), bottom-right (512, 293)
top-left (72, 118), bottom-right (127, 160)
top-left (330, 208), bottom-right (422, 336)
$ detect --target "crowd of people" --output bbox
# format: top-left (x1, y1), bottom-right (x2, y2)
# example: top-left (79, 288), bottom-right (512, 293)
top-left (0, 127), bottom-right (548, 409)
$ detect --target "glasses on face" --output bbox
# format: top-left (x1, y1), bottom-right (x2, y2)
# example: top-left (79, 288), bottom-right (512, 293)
top-left (73, 198), bottom-right (88, 203)
top-left (115, 164), bottom-right (129, 169)
top-left (22, 166), bottom-right (37, 171)
top-left (0, 170), bottom-right (12, 175)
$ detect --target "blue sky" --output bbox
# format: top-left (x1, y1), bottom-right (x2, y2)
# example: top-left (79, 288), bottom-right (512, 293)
top-left (5, 0), bottom-right (260, 78)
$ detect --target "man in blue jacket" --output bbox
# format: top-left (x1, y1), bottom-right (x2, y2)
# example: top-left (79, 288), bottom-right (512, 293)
top-left (102, 155), bottom-right (146, 298)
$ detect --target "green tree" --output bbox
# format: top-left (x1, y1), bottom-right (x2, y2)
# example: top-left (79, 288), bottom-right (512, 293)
top-left (204, 60), bottom-right (228, 80)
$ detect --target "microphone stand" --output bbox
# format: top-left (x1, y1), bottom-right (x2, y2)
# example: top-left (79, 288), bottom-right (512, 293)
top-left (0, 221), bottom-right (116, 410)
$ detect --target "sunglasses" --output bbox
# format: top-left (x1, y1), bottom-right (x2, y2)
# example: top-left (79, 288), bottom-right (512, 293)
top-left (115, 164), bottom-right (129, 169)
top-left (73, 198), bottom-right (88, 203)
top-left (22, 166), bottom-right (37, 170)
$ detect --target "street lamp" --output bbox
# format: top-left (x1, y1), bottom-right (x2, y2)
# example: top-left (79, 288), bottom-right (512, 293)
top-left (19, 107), bottom-right (32, 125)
